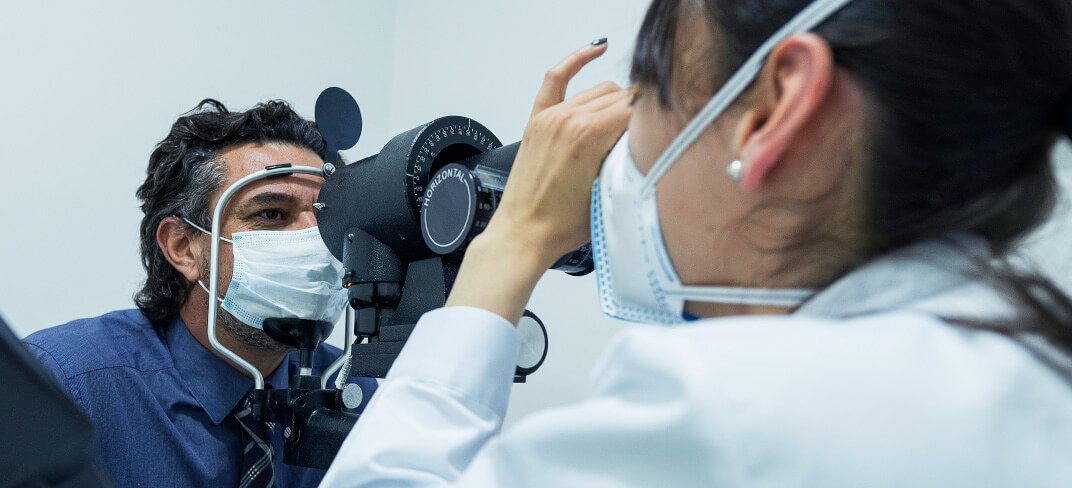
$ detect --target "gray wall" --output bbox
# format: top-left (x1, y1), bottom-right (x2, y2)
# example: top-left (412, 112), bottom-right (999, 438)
top-left (1, 0), bottom-right (1069, 426)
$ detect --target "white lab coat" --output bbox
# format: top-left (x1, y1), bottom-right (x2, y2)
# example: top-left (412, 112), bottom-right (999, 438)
top-left (320, 236), bottom-right (1072, 487)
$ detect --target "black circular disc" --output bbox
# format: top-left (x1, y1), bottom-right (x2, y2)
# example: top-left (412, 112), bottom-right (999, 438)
top-left (421, 164), bottom-right (478, 255)
top-left (315, 87), bottom-right (362, 152)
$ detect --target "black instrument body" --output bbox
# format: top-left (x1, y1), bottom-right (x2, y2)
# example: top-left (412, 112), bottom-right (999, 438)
top-left (257, 88), bottom-right (562, 470)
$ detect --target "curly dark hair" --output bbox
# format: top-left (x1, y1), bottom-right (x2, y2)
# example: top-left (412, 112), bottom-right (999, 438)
top-left (134, 99), bottom-right (328, 327)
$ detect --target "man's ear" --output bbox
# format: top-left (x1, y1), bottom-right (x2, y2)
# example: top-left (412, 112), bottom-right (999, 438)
top-left (157, 216), bottom-right (201, 284)
top-left (735, 33), bottom-right (835, 192)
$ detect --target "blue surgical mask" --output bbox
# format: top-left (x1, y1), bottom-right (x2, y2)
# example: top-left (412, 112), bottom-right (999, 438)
top-left (186, 219), bottom-right (348, 330)
top-left (590, 0), bottom-right (856, 324)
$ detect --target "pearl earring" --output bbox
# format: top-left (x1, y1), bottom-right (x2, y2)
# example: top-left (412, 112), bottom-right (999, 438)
top-left (726, 160), bottom-right (744, 181)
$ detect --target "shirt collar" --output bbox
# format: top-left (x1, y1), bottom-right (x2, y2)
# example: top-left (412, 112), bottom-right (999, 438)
top-left (165, 315), bottom-right (292, 425)
top-left (795, 233), bottom-right (1016, 321)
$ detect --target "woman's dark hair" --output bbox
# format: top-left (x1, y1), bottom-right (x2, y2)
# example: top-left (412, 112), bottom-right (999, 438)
top-left (631, 0), bottom-right (1072, 376)
top-left (134, 99), bottom-right (328, 327)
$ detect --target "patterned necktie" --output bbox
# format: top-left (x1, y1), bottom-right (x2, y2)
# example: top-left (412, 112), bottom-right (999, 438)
top-left (233, 394), bottom-right (276, 488)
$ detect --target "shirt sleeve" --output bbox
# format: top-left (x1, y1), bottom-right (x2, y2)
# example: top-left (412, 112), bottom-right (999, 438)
top-left (21, 341), bottom-right (87, 413)
top-left (22, 341), bottom-right (71, 390)
top-left (319, 308), bottom-right (721, 488)
top-left (319, 305), bottom-right (522, 487)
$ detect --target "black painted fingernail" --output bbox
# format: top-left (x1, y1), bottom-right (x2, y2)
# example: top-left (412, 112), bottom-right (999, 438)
top-left (591, 38), bottom-right (607, 46)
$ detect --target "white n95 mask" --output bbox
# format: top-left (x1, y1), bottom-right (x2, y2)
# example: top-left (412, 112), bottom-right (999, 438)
top-left (591, 134), bottom-right (814, 325)
top-left (187, 220), bottom-right (348, 330)
top-left (590, 0), bottom-right (856, 324)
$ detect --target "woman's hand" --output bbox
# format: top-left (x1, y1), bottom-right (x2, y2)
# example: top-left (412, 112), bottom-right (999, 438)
top-left (487, 40), bottom-right (634, 265)
top-left (444, 40), bottom-right (633, 324)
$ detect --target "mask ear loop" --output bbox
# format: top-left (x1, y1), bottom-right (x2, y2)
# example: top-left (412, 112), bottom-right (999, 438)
top-left (183, 218), bottom-right (232, 303)
top-left (181, 217), bottom-right (230, 302)
top-left (640, 0), bottom-right (857, 194)
top-left (195, 280), bottom-right (225, 303)
top-left (183, 218), bottom-right (233, 244)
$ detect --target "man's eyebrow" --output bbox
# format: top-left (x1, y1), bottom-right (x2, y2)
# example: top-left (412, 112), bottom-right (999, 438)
top-left (234, 192), bottom-right (300, 213)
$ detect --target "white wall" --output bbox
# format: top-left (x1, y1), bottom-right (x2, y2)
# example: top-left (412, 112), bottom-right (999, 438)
top-left (0, 0), bottom-right (397, 339)
top-left (3, 0), bottom-right (1072, 428)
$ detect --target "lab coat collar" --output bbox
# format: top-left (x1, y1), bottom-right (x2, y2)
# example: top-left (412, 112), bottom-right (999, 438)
top-left (795, 233), bottom-right (1016, 321)
top-left (165, 315), bottom-right (291, 425)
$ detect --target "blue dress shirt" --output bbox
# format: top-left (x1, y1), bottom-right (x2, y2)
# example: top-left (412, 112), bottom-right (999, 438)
top-left (23, 309), bottom-right (377, 487)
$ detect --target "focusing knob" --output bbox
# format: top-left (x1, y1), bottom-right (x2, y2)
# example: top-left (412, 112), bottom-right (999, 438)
top-left (420, 164), bottom-right (501, 256)
top-left (341, 383), bottom-right (364, 409)
top-left (515, 310), bottom-right (548, 377)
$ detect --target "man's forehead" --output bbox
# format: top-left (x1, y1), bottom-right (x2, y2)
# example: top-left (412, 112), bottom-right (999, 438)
top-left (218, 142), bottom-right (323, 178)
top-left (212, 142), bottom-right (325, 208)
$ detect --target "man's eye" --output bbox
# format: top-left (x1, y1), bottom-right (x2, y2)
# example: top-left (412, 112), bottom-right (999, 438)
top-left (258, 209), bottom-right (284, 221)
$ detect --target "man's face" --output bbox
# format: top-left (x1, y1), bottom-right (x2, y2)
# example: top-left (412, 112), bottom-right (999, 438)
top-left (198, 142), bottom-right (325, 351)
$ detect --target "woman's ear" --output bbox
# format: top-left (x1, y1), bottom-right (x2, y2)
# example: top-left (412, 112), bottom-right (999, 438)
top-left (157, 216), bottom-right (201, 283)
top-left (735, 33), bottom-right (835, 192)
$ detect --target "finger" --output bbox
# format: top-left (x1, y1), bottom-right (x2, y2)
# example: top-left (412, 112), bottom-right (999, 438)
top-left (603, 95), bottom-right (634, 123)
top-left (590, 96), bottom-right (634, 136)
top-left (531, 39), bottom-right (609, 116)
top-left (579, 87), bottom-right (633, 113)
top-left (559, 81), bottom-right (622, 109)
top-left (588, 98), bottom-right (633, 171)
